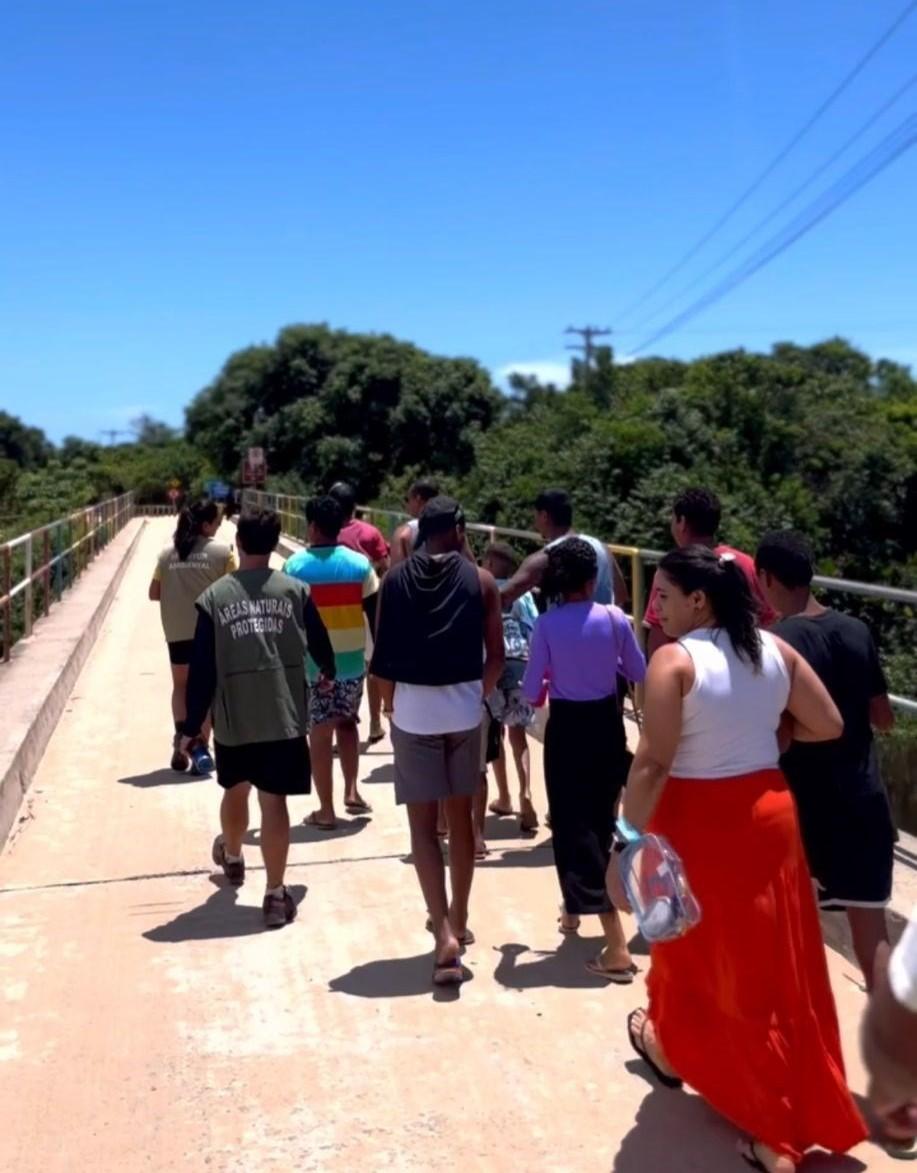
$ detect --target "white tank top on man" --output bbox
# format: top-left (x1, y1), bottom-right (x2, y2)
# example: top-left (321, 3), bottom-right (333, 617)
top-left (670, 628), bottom-right (790, 780)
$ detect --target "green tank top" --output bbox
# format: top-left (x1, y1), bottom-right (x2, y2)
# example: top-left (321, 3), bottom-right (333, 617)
top-left (196, 569), bottom-right (312, 746)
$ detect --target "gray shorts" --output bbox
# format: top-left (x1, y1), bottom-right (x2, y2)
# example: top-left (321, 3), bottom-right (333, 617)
top-left (391, 724), bottom-right (482, 805)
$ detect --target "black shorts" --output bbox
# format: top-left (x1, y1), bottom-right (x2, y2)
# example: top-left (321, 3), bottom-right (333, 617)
top-left (214, 737), bottom-right (312, 796)
top-left (795, 785), bottom-right (895, 910)
top-left (168, 640), bottom-right (194, 666)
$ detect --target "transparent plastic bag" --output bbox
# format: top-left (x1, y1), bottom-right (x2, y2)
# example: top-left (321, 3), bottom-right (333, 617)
top-left (619, 832), bottom-right (701, 943)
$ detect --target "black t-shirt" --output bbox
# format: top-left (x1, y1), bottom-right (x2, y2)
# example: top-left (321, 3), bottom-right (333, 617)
top-left (776, 609), bottom-right (887, 798)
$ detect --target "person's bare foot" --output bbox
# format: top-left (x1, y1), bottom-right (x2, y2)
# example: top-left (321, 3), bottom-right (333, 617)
top-left (737, 1139), bottom-right (796, 1173)
top-left (628, 1008), bottom-right (677, 1080)
top-left (519, 798), bottom-right (538, 832)
top-left (488, 799), bottom-right (512, 816)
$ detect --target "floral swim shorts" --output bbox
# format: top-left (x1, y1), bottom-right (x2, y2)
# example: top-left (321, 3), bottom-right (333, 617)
top-left (308, 676), bottom-right (364, 730)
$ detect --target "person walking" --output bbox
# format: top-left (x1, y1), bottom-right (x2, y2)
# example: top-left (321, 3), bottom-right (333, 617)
top-left (329, 481), bottom-right (390, 745)
top-left (149, 498), bottom-right (236, 774)
top-left (284, 496), bottom-right (379, 828)
top-left (612, 545), bottom-right (866, 1173)
top-left (482, 542), bottom-right (539, 832)
top-left (389, 479), bottom-right (441, 565)
top-left (181, 509), bottom-right (336, 929)
top-left (644, 486), bottom-right (774, 657)
top-left (756, 529), bottom-right (896, 990)
top-left (501, 488), bottom-right (628, 608)
top-left (521, 538), bottom-right (645, 981)
top-left (371, 497), bottom-right (504, 985)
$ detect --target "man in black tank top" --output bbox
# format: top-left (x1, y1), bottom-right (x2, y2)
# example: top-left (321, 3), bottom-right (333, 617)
top-left (756, 530), bottom-right (896, 990)
top-left (372, 497), bottom-right (505, 985)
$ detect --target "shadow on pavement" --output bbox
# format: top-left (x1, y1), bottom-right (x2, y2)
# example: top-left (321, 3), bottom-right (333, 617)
top-left (612, 1087), bottom-right (868, 1173)
top-left (477, 842), bottom-right (555, 869)
top-left (329, 951), bottom-right (473, 1001)
top-left (118, 768), bottom-right (207, 789)
top-left (363, 762), bottom-right (394, 786)
top-left (142, 882), bottom-right (308, 943)
top-left (243, 817), bottom-right (370, 847)
top-left (493, 937), bottom-right (623, 990)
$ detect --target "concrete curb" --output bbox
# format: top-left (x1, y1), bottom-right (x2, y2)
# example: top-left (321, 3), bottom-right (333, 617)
top-left (0, 519), bottom-right (146, 849)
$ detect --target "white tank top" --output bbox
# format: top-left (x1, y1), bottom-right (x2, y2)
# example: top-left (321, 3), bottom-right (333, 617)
top-left (670, 628), bottom-right (790, 780)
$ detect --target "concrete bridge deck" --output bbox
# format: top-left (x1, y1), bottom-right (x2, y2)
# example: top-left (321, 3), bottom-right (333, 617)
top-left (0, 518), bottom-right (900, 1171)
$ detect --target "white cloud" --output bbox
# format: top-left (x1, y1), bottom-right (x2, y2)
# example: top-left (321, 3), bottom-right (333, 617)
top-left (495, 359), bottom-right (572, 388)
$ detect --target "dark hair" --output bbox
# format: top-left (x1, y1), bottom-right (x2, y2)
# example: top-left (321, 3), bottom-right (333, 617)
top-left (672, 487), bottom-right (721, 539)
top-left (755, 530), bottom-right (815, 589)
top-left (237, 509), bottom-right (281, 556)
top-left (305, 495), bottom-right (344, 541)
top-left (328, 481), bottom-right (357, 520)
top-left (534, 489), bottom-right (573, 529)
top-left (173, 499), bottom-right (219, 561)
top-left (410, 479), bottom-right (440, 503)
top-left (659, 545), bottom-right (762, 668)
top-left (544, 537), bottom-right (597, 599)
top-left (484, 541), bottom-right (519, 577)
top-left (417, 496), bottom-right (465, 543)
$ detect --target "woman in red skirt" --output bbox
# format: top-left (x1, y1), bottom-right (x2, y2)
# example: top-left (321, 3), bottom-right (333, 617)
top-left (612, 546), bottom-right (868, 1173)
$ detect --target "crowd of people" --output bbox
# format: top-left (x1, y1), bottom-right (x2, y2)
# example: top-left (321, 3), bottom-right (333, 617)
top-left (149, 479), bottom-right (914, 1171)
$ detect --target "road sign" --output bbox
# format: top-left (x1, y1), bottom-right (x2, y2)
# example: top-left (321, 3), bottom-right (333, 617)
top-left (242, 447), bottom-right (267, 486)
top-left (205, 480), bottom-right (231, 501)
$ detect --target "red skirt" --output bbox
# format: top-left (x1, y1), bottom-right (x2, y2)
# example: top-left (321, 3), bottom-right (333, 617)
top-left (647, 769), bottom-right (867, 1163)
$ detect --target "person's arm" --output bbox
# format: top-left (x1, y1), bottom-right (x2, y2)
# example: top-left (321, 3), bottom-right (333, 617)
top-left (611, 555), bottom-right (629, 609)
top-left (521, 618), bottom-right (550, 703)
top-left (862, 916), bottom-right (917, 1137)
top-left (149, 559), bottom-right (162, 602)
top-left (616, 611), bottom-right (647, 684)
top-left (501, 549), bottom-right (547, 607)
top-left (362, 590), bottom-right (378, 634)
top-left (225, 547), bottom-right (238, 573)
top-left (182, 609), bottom-right (217, 739)
top-left (480, 568), bottom-right (506, 696)
top-left (368, 527), bottom-right (390, 574)
top-left (871, 695), bottom-right (896, 733)
top-left (621, 644), bottom-right (688, 831)
top-left (775, 637), bottom-right (843, 743)
top-left (389, 523), bottom-right (413, 567)
top-left (303, 595), bottom-right (336, 681)
top-left (368, 580), bottom-right (396, 712)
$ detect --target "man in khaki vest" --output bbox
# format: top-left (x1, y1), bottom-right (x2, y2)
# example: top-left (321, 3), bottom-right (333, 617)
top-left (182, 509), bottom-right (335, 928)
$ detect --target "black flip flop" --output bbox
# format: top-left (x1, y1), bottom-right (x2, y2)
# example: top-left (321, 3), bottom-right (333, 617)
top-left (432, 956), bottom-right (466, 986)
top-left (626, 1009), bottom-right (683, 1089)
top-left (737, 1140), bottom-right (768, 1172)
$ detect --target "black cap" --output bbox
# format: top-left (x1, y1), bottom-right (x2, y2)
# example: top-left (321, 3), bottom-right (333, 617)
top-left (417, 495), bottom-right (465, 542)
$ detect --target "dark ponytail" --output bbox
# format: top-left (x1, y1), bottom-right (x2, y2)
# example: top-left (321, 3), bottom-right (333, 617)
top-left (174, 499), bottom-right (219, 561)
top-left (659, 545), bottom-right (762, 669)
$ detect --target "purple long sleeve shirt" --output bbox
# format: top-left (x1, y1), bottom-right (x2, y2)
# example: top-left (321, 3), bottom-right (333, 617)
top-left (521, 602), bottom-right (647, 703)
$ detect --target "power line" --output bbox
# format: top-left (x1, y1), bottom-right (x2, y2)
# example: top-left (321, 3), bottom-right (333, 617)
top-left (634, 70), bottom-right (917, 331)
top-left (615, 0), bottom-right (917, 323)
top-left (631, 114), bottom-right (917, 355)
top-left (565, 325), bottom-right (611, 367)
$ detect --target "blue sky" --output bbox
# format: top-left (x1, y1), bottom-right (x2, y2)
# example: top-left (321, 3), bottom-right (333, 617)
top-left (1, 0), bottom-right (915, 441)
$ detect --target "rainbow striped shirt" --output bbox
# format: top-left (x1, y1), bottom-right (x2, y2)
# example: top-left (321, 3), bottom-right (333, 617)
top-left (284, 546), bottom-right (379, 682)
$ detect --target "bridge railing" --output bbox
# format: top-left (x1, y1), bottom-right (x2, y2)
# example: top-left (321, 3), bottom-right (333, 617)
top-left (242, 489), bottom-right (917, 716)
top-left (0, 493), bottom-right (135, 664)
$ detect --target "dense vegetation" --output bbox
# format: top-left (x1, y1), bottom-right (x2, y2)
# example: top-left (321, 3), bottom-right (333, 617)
top-left (2, 326), bottom-right (915, 813)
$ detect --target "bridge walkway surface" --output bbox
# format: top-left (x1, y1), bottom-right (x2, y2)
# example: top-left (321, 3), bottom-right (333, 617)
top-left (0, 518), bottom-right (899, 1171)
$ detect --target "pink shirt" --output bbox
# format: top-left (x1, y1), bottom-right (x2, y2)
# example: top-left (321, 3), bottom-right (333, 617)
top-left (644, 544), bottom-right (776, 629)
top-left (338, 518), bottom-right (389, 565)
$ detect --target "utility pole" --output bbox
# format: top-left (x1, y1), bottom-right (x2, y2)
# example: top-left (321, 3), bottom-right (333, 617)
top-left (565, 325), bottom-right (611, 368)
top-left (99, 429), bottom-right (130, 445)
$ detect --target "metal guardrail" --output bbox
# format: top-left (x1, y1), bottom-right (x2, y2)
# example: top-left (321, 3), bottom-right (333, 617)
top-left (0, 493), bottom-right (135, 663)
top-left (242, 489), bottom-right (917, 715)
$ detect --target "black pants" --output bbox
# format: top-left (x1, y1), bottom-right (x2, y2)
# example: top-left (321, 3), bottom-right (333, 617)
top-left (544, 696), bottom-right (629, 916)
